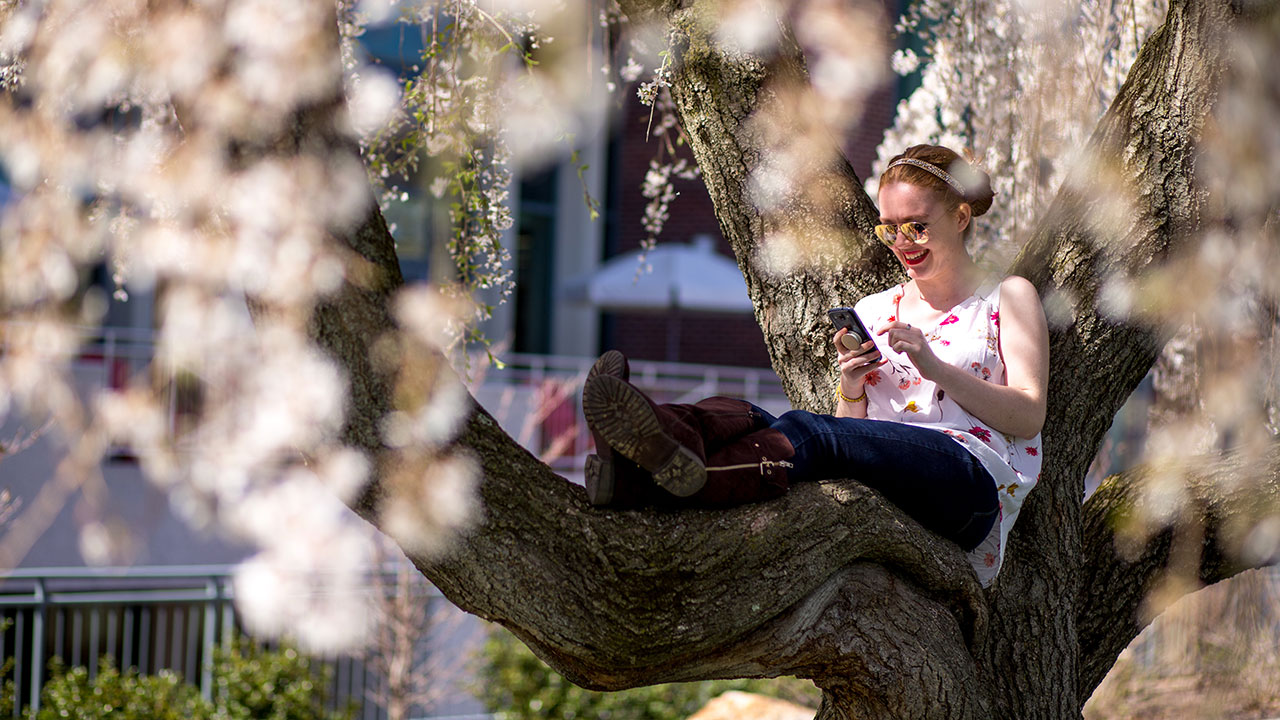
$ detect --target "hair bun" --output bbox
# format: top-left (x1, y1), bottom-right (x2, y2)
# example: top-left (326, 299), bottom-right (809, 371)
top-left (965, 176), bottom-right (995, 217)
top-left (955, 148), bottom-right (994, 216)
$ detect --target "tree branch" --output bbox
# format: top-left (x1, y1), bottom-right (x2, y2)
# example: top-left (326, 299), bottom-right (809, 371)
top-left (1077, 447), bottom-right (1280, 699)
top-left (312, 195), bottom-right (405, 521)
top-left (418, 408), bottom-right (988, 688)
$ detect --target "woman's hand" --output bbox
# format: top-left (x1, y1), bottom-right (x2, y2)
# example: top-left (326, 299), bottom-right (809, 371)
top-left (833, 328), bottom-right (885, 394)
top-left (876, 320), bottom-right (942, 378)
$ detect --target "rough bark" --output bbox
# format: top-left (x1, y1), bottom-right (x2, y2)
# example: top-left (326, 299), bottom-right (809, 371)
top-left (289, 0), bottom-right (1278, 718)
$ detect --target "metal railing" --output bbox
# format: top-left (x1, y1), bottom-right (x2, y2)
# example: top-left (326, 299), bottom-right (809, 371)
top-left (478, 351), bottom-right (786, 405)
top-left (0, 565), bottom-right (483, 720)
top-left (57, 326), bottom-right (787, 402)
top-left (1, 566), bottom-right (241, 716)
top-left (15, 325), bottom-right (793, 478)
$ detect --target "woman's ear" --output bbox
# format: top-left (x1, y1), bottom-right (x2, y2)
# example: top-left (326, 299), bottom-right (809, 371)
top-left (955, 203), bottom-right (972, 234)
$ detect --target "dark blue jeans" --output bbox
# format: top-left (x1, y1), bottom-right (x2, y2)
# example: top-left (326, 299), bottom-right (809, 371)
top-left (757, 408), bottom-right (998, 552)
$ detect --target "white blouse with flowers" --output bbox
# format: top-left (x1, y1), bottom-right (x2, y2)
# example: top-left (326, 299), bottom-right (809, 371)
top-left (854, 280), bottom-right (1042, 586)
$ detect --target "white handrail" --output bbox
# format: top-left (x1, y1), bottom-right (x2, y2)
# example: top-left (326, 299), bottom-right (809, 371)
top-left (4, 324), bottom-right (793, 475)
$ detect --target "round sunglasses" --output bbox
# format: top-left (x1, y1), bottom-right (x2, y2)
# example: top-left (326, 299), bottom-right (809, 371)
top-left (873, 221), bottom-right (930, 247)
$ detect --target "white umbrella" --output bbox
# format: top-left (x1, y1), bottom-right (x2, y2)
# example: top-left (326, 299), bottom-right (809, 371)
top-left (563, 235), bottom-right (753, 361)
top-left (563, 234), bottom-right (752, 313)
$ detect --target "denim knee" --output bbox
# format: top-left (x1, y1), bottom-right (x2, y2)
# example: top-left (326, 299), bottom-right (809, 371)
top-left (769, 410), bottom-right (823, 476)
top-left (955, 505), bottom-right (999, 552)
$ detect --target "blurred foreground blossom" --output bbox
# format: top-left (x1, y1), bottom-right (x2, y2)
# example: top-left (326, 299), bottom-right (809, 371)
top-left (0, 0), bottom-right (482, 652)
top-left (377, 286), bottom-right (479, 554)
top-left (734, 0), bottom-right (890, 272)
top-left (381, 450), bottom-right (480, 556)
top-left (229, 456), bottom-right (376, 653)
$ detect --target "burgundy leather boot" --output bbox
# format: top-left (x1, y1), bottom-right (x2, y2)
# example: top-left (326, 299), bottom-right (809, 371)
top-left (688, 427), bottom-right (794, 507)
top-left (582, 374), bottom-right (708, 496)
top-left (659, 396), bottom-right (764, 454)
top-left (582, 352), bottom-right (664, 507)
top-left (657, 397), bottom-right (794, 506)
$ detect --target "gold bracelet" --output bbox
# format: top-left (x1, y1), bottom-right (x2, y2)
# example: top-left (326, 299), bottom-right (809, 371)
top-left (836, 386), bottom-right (867, 404)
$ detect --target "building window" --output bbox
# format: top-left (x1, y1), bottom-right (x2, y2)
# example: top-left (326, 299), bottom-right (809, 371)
top-left (513, 166), bottom-right (557, 354)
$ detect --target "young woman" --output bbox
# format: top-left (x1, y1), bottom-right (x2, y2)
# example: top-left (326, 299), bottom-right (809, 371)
top-left (582, 144), bottom-right (1049, 585)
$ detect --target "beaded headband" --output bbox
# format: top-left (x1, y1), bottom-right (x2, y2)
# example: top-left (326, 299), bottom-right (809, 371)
top-left (886, 157), bottom-right (967, 198)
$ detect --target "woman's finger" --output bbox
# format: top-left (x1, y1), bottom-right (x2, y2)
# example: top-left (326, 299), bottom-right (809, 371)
top-left (842, 358), bottom-right (887, 382)
top-left (851, 345), bottom-right (879, 360)
top-left (841, 350), bottom-right (882, 373)
top-left (876, 320), bottom-right (913, 336)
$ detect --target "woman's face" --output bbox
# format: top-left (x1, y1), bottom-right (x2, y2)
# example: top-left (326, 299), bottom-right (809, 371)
top-left (877, 181), bottom-right (971, 282)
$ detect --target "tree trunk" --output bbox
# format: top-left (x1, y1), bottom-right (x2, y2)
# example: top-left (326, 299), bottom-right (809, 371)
top-left (988, 0), bottom-right (1248, 713)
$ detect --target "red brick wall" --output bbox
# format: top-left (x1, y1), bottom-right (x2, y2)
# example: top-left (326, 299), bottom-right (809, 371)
top-left (605, 0), bottom-right (901, 368)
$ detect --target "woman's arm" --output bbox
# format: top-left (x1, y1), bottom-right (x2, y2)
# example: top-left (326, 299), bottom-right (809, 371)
top-left (879, 276), bottom-right (1049, 438)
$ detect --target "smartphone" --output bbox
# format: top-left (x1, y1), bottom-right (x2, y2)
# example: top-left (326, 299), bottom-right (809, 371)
top-left (828, 307), bottom-right (874, 351)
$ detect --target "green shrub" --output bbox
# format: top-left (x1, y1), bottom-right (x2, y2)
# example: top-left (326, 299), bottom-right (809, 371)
top-left (1, 657), bottom-right (15, 718)
top-left (26, 641), bottom-right (353, 720)
top-left (477, 626), bottom-right (820, 720)
top-left (36, 658), bottom-right (210, 720)
top-left (1, 619), bottom-right (13, 717)
top-left (212, 641), bottom-right (353, 720)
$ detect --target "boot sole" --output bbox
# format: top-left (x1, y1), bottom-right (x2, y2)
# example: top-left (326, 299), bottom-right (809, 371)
top-left (582, 375), bottom-right (705, 497)
top-left (588, 350), bottom-right (630, 383)
top-left (583, 351), bottom-right (630, 506)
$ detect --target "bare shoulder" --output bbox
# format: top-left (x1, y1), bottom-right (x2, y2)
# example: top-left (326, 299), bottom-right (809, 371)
top-left (999, 275), bottom-right (1041, 305)
top-left (998, 275), bottom-right (1049, 348)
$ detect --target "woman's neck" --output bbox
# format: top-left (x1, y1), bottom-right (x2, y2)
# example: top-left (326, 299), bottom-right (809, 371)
top-left (910, 261), bottom-right (983, 310)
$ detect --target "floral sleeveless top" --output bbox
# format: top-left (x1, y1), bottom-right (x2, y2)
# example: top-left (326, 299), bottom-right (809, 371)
top-left (854, 280), bottom-right (1042, 585)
